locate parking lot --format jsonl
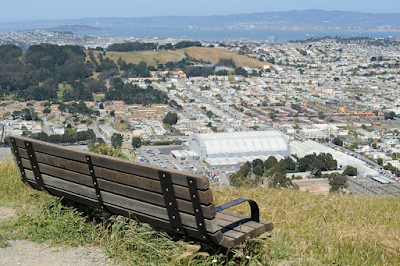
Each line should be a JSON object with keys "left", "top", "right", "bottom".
{"left": 134, "top": 145, "right": 229, "bottom": 187}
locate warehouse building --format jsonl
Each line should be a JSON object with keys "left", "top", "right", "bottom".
{"left": 189, "top": 131, "right": 290, "bottom": 169}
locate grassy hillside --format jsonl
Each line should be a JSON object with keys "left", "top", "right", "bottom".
{"left": 85, "top": 50, "right": 181, "bottom": 67}
{"left": 0, "top": 157, "right": 399, "bottom": 265}
{"left": 178, "top": 47, "right": 272, "bottom": 68}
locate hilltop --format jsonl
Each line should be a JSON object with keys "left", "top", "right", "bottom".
{"left": 178, "top": 47, "right": 270, "bottom": 68}
{"left": 0, "top": 158, "right": 399, "bottom": 265}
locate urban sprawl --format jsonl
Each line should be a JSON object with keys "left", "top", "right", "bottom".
{"left": 1, "top": 30, "right": 400, "bottom": 196}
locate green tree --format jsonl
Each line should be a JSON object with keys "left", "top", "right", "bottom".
{"left": 282, "top": 157, "right": 296, "bottom": 171}
{"left": 131, "top": 137, "right": 142, "bottom": 148}
{"left": 377, "top": 158, "right": 383, "bottom": 166}
{"left": 163, "top": 112, "right": 178, "bottom": 126}
{"left": 99, "top": 103, "right": 104, "bottom": 109}
{"left": 110, "top": 110, "right": 115, "bottom": 117}
{"left": 329, "top": 173, "right": 348, "bottom": 193}
{"left": 58, "top": 103, "right": 66, "bottom": 112}
{"left": 264, "top": 156, "right": 278, "bottom": 170}
{"left": 343, "top": 165, "right": 358, "bottom": 176}
{"left": 206, "top": 110, "right": 214, "bottom": 119}
{"left": 333, "top": 137, "right": 343, "bottom": 146}
{"left": 234, "top": 67, "right": 248, "bottom": 77}
{"left": 252, "top": 159, "right": 264, "bottom": 172}
{"left": 269, "top": 172, "right": 298, "bottom": 189}
{"left": 43, "top": 108, "right": 51, "bottom": 115}
{"left": 111, "top": 133, "right": 123, "bottom": 149}
{"left": 253, "top": 165, "right": 263, "bottom": 176}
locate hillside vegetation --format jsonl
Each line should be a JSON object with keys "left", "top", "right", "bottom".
{"left": 85, "top": 50, "right": 182, "bottom": 67}
{"left": 0, "top": 157, "right": 399, "bottom": 265}
{"left": 178, "top": 47, "right": 272, "bottom": 68}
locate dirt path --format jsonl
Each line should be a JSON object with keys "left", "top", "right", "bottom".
{"left": 0, "top": 207, "right": 116, "bottom": 266}
{"left": 0, "top": 240, "right": 116, "bottom": 266}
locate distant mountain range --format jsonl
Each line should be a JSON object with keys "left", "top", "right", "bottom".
{"left": 1, "top": 9, "right": 400, "bottom": 32}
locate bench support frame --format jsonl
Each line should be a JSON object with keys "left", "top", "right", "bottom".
{"left": 86, "top": 155, "right": 104, "bottom": 209}
{"left": 187, "top": 176, "right": 210, "bottom": 242}
{"left": 159, "top": 171, "right": 185, "bottom": 234}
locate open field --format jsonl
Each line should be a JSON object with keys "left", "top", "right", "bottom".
{"left": 178, "top": 47, "right": 272, "bottom": 68}
{"left": 294, "top": 180, "right": 331, "bottom": 194}
{"left": 1, "top": 157, "right": 399, "bottom": 265}
{"left": 85, "top": 50, "right": 181, "bottom": 67}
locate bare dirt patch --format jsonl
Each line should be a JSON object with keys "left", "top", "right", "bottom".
{"left": 296, "top": 180, "right": 331, "bottom": 195}
{"left": 0, "top": 206, "right": 17, "bottom": 221}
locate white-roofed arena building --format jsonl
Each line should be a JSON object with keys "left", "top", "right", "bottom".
{"left": 189, "top": 131, "right": 290, "bottom": 169}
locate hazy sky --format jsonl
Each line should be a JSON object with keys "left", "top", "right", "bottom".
{"left": 2, "top": 0, "right": 399, "bottom": 22}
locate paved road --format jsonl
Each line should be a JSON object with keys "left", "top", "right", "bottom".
{"left": 171, "top": 51, "right": 185, "bottom": 61}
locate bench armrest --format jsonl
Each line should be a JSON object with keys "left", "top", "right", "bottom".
{"left": 215, "top": 197, "right": 259, "bottom": 222}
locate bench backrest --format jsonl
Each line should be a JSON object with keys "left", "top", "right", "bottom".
{"left": 8, "top": 135, "right": 223, "bottom": 243}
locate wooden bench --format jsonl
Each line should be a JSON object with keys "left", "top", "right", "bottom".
{"left": 8, "top": 135, "right": 273, "bottom": 248}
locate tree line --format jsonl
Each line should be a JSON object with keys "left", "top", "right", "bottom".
{"left": 28, "top": 129, "right": 96, "bottom": 144}
{"left": 104, "top": 79, "right": 168, "bottom": 105}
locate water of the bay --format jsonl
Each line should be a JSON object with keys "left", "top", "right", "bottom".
{"left": 75, "top": 29, "right": 400, "bottom": 42}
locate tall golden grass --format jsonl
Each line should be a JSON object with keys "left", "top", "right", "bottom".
{"left": 213, "top": 187, "right": 400, "bottom": 265}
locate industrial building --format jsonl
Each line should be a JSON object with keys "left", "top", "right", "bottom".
{"left": 189, "top": 131, "right": 290, "bottom": 169}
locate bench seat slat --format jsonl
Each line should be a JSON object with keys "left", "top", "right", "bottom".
{"left": 13, "top": 136, "right": 209, "bottom": 190}
{"left": 217, "top": 217, "right": 265, "bottom": 239}
{"left": 103, "top": 204, "right": 224, "bottom": 244}
{"left": 219, "top": 211, "right": 274, "bottom": 232}
{"left": 101, "top": 191, "right": 220, "bottom": 233}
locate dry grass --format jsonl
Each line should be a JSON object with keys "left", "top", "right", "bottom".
{"left": 213, "top": 187, "right": 400, "bottom": 265}
{"left": 1, "top": 157, "right": 400, "bottom": 265}
{"left": 178, "top": 47, "right": 272, "bottom": 68}
{"left": 85, "top": 50, "right": 181, "bottom": 67}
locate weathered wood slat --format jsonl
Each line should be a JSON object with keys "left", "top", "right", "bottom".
{"left": 18, "top": 147, "right": 90, "bottom": 175}
{"left": 218, "top": 236, "right": 236, "bottom": 249}
{"left": 21, "top": 158, "right": 93, "bottom": 187}
{"left": 46, "top": 186, "right": 101, "bottom": 209}
{"left": 216, "top": 215, "right": 265, "bottom": 239}
{"left": 94, "top": 166, "right": 213, "bottom": 204}
{"left": 104, "top": 204, "right": 224, "bottom": 245}
{"left": 90, "top": 155, "right": 209, "bottom": 190}
{"left": 101, "top": 191, "right": 220, "bottom": 233}
{"left": 219, "top": 211, "right": 274, "bottom": 232}
{"left": 97, "top": 178, "right": 216, "bottom": 219}
{"left": 20, "top": 156, "right": 215, "bottom": 215}
{"left": 217, "top": 217, "right": 264, "bottom": 238}
{"left": 25, "top": 170, "right": 97, "bottom": 199}
{"left": 18, "top": 148, "right": 213, "bottom": 204}
{"left": 219, "top": 230, "right": 245, "bottom": 247}
{"left": 11, "top": 136, "right": 209, "bottom": 190}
